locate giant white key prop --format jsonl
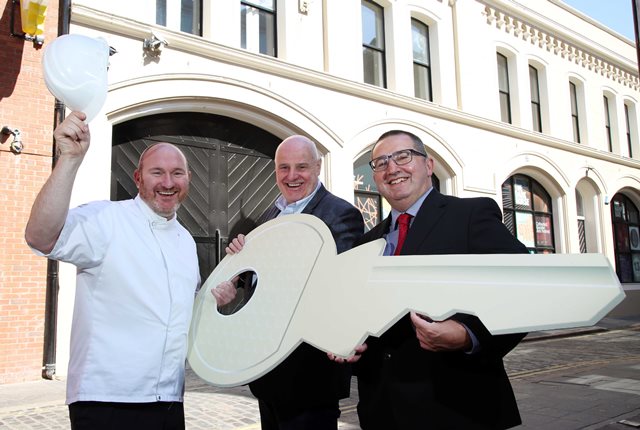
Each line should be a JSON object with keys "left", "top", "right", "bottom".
{"left": 187, "top": 214, "right": 625, "bottom": 387}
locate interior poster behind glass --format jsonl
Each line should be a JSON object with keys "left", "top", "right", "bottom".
{"left": 515, "top": 212, "right": 535, "bottom": 248}
{"left": 633, "top": 253, "right": 640, "bottom": 282}
{"left": 535, "top": 215, "right": 552, "bottom": 247}
{"left": 629, "top": 226, "right": 640, "bottom": 251}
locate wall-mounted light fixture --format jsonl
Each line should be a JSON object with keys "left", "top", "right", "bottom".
{"left": 1, "top": 126, "right": 23, "bottom": 154}
{"left": 298, "top": 0, "right": 310, "bottom": 14}
{"left": 10, "top": 0, "right": 48, "bottom": 45}
{"left": 142, "top": 33, "right": 168, "bottom": 59}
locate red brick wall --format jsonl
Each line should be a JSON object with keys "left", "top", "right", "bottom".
{"left": 0, "top": 0, "right": 59, "bottom": 384}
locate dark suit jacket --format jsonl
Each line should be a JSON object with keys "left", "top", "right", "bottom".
{"left": 249, "top": 184, "right": 364, "bottom": 418}
{"left": 355, "top": 190, "right": 528, "bottom": 430}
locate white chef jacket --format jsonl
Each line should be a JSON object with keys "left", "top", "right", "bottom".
{"left": 38, "top": 195, "right": 199, "bottom": 404}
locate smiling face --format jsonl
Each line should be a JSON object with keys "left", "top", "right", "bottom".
{"left": 274, "top": 136, "right": 321, "bottom": 205}
{"left": 134, "top": 143, "right": 191, "bottom": 220}
{"left": 372, "top": 133, "right": 433, "bottom": 212}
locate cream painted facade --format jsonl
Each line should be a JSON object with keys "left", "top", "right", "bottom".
{"left": 51, "top": 0, "right": 640, "bottom": 375}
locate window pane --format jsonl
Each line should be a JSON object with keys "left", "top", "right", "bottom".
{"left": 603, "top": 96, "right": 611, "bottom": 126}
{"left": 531, "top": 104, "right": 541, "bottom": 132}
{"left": 411, "top": 20, "right": 429, "bottom": 65}
{"left": 532, "top": 181, "right": 550, "bottom": 212}
{"left": 355, "top": 193, "right": 380, "bottom": 232}
{"left": 354, "top": 153, "right": 377, "bottom": 193}
{"left": 578, "top": 219, "right": 586, "bottom": 253}
{"left": 576, "top": 190, "right": 584, "bottom": 217}
{"left": 625, "top": 104, "right": 633, "bottom": 157}
{"left": 363, "top": 47, "right": 384, "bottom": 86}
{"left": 181, "top": 0, "right": 200, "bottom": 34}
{"left": 503, "top": 210, "right": 515, "bottom": 235}
{"left": 529, "top": 66, "right": 540, "bottom": 103}
{"left": 615, "top": 223, "right": 630, "bottom": 252}
{"left": 570, "top": 83, "right": 581, "bottom": 142}
{"left": 535, "top": 215, "right": 553, "bottom": 247}
{"left": 570, "top": 82, "right": 578, "bottom": 114}
{"left": 500, "top": 93, "right": 511, "bottom": 123}
{"left": 514, "top": 177, "right": 532, "bottom": 210}
{"left": 502, "top": 181, "right": 513, "bottom": 209}
{"left": 630, "top": 226, "right": 640, "bottom": 250}
{"left": 497, "top": 54, "right": 509, "bottom": 91}
{"left": 241, "top": 4, "right": 276, "bottom": 56}
{"left": 515, "top": 212, "right": 535, "bottom": 247}
{"left": 362, "top": 1, "right": 384, "bottom": 49}
{"left": 612, "top": 199, "right": 627, "bottom": 221}
{"left": 629, "top": 204, "right": 639, "bottom": 224}
{"left": 413, "top": 63, "right": 431, "bottom": 100}
{"left": 243, "top": 0, "right": 274, "bottom": 11}
{"left": 572, "top": 116, "right": 581, "bottom": 143}
{"left": 617, "top": 254, "right": 633, "bottom": 283}
{"left": 633, "top": 253, "right": 640, "bottom": 282}
{"left": 156, "top": 0, "right": 167, "bottom": 26}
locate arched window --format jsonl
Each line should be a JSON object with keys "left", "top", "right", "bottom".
{"left": 354, "top": 150, "right": 439, "bottom": 231}
{"left": 611, "top": 194, "right": 640, "bottom": 283}
{"left": 501, "top": 175, "right": 554, "bottom": 253}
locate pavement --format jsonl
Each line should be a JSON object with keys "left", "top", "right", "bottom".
{"left": 0, "top": 315, "right": 638, "bottom": 429}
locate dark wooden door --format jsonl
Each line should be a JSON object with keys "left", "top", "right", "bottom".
{"left": 111, "top": 112, "right": 281, "bottom": 282}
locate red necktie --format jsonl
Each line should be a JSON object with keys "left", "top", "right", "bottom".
{"left": 394, "top": 213, "right": 413, "bottom": 255}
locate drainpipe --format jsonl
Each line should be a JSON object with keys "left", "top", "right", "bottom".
{"left": 42, "top": 0, "right": 70, "bottom": 380}
{"left": 633, "top": 0, "right": 640, "bottom": 77}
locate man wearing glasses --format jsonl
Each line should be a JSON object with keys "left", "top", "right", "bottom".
{"left": 352, "top": 130, "right": 528, "bottom": 429}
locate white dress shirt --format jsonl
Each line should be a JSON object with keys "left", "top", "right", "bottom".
{"left": 37, "top": 196, "right": 200, "bottom": 404}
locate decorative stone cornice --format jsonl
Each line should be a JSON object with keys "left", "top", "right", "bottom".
{"left": 482, "top": 5, "right": 640, "bottom": 91}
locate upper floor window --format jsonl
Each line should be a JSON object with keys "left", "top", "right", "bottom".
{"left": 604, "top": 95, "right": 613, "bottom": 152}
{"left": 411, "top": 19, "right": 432, "bottom": 101}
{"left": 625, "top": 103, "right": 633, "bottom": 158}
{"left": 362, "top": 1, "right": 386, "bottom": 88}
{"left": 502, "top": 175, "right": 554, "bottom": 253}
{"left": 497, "top": 53, "right": 511, "bottom": 123}
{"left": 529, "top": 65, "right": 542, "bottom": 132}
{"left": 241, "top": 0, "right": 276, "bottom": 57}
{"left": 570, "top": 81, "right": 581, "bottom": 143}
{"left": 156, "top": 0, "right": 201, "bottom": 35}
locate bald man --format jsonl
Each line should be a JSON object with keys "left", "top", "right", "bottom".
{"left": 218, "top": 136, "right": 364, "bottom": 429}
{"left": 25, "top": 112, "right": 201, "bottom": 430}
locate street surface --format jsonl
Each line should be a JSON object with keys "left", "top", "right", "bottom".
{"left": 0, "top": 322, "right": 638, "bottom": 429}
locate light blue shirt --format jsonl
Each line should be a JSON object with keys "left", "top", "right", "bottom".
{"left": 274, "top": 180, "right": 322, "bottom": 216}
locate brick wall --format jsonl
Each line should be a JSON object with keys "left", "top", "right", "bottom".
{"left": 0, "top": 0, "right": 59, "bottom": 384}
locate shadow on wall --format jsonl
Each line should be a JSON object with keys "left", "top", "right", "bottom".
{"left": 0, "top": 0, "right": 29, "bottom": 100}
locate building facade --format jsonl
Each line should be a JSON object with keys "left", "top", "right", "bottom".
{"left": 2, "top": 0, "right": 639, "bottom": 382}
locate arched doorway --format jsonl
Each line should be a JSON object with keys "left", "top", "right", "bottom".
{"left": 111, "top": 112, "right": 281, "bottom": 281}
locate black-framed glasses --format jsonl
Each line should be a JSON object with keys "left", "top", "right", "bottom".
{"left": 369, "top": 149, "right": 426, "bottom": 172}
